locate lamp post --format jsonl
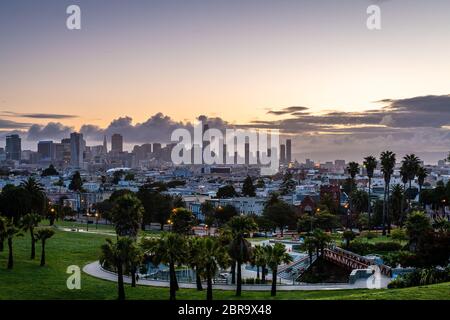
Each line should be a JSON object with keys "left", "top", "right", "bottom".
{"left": 86, "top": 213, "right": 90, "bottom": 231}
{"left": 95, "top": 213, "right": 99, "bottom": 229}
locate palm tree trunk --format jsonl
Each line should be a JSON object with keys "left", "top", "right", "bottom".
{"left": 256, "top": 266, "right": 260, "bottom": 280}
{"left": 117, "top": 261, "right": 125, "bottom": 301}
{"left": 236, "top": 261, "right": 242, "bottom": 296}
{"left": 196, "top": 268, "right": 203, "bottom": 291}
{"left": 7, "top": 238, "right": 13, "bottom": 269}
{"left": 231, "top": 260, "right": 236, "bottom": 284}
{"left": 131, "top": 266, "right": 136, "bottom": 287}
{"left": 408, "top": 180, "right": 412, "bottom": 213}
{"left": 169, "top": 261, "right": 177, "bottom": 301}
{"left": 40, "top": 240, "right": 46, "bottom": 266}
{"left": 387, "top": 182, "right": 391, "bottom": 235}
{"left": 30, "top": 229, "right": 35, "bottom": 260}
{"left": 368, "top": 178, "right": 371, "bottom": 231}
{"left": 262, "top": 265, "right": 266, "bottom": 284}
{"left": 206, "top": 276, "right": 213, "bottom": 301}
{"left": 271, "top": 268, "right": 277, "bottom": 296}
{"left": 382, "top": 184, "right": 387, "bottom": 236}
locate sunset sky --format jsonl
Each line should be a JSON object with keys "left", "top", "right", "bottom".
{"left": 1, "top": 0, "right": 450, "bottom": 162}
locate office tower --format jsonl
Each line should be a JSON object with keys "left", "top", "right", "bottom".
{"left": 37, "top": 141, "right": 55, "bottom": 161}
{"left": 5, "top": 134, "right": 21, "bottom": 161}
{"left": 70, "top": 132, "right": 85, "bottom": 167}
{"left": 280, "top": 144, "right": 286, "bottom": 164}
{"left": 152, "top": 143, "right": 162, "bottom": 156}
{"left": 102, "top": 135, "right": 108, "bottom": 154}
{"left": 286, "top": 139, "right": 292, "bottom": 163}
{"left": 245, "top": 142, "right": 250, "bottom": 165}
{"left": 202, "top": 123, "right": 209, "bottom": 164}
{"left": 111, "top": 133, "right": 123, "bottom": 153}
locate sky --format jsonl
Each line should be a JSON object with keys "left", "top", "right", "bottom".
{"left": 1, "top": 0, "right": 450, "bottom": 163}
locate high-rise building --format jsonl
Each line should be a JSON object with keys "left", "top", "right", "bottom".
{"left": 245, "top": 142, "right": 250, "bottom": 165}
{"left": 5, "top": 134, "right": 21, "bottom": 161}
{"left": 280, "top": 144, "right": 286, "bottom": 164}
{"left": 152, "top": 143, "right": 162, "bottom": 156}
{"left": 286, "top": 139, "right": 292, "bottom": 163}
{"left": 37, "top": 141, "right": 55, "bottom": 161}
{"left": 102, "top": 135, "right": 108, "bottom": 154}
{"left": 70, "top": 132, "right": 85, "bottom": 167}
{"left": 111, "top": 134, "right": 123, "bottom": 153}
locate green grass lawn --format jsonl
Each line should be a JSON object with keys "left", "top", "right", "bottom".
{"left": 0, "top": 228, "right": 448, "bottom": 300}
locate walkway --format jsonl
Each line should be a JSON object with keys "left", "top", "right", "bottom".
{"left": 83, "top": 261, "right": 388, "bottom": 291}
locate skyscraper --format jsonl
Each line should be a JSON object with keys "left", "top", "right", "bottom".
{"left": 111, "top": 134, "right": 123, "bottom": 153}
{"left": 286, "top": 139, "right": 292, "bottom": 163}
{"left": 102, "top": 135, "right": 108, "bottom": 154}
{"left": 70, "top": 132, "right": 85, "bottom": 167}
{"left": 280, "top": 144, "right": 286, "bottom": 164}
{"left": 5, "top": 134, "right": 21, "bottom": 161}
{"left": 37, "top": 141, "right": 55, "bottom": 161}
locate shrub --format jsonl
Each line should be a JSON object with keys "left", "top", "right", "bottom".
{"left": 388, "top": 267, "right": 450, "bottom": 289}
{"left": 373, "top": 242, "right": 403, "bottom": 252}
{"left": 384, "top": 250, "right": 418, "bottom": 267}
{"left": 347, "top": 241, "right": 374, "bottom": 255}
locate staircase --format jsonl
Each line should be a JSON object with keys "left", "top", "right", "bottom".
{"left": 277, "top": 254, "right": 317, "bottom": 281}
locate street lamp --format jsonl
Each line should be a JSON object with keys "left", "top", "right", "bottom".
{"left": 95, "top": 213, "right": 99, "bottom": 229}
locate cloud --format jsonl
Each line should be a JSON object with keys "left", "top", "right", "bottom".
{"left": 0, "top": 119, "right": 31, "bottom": 129}
{"left": 1, "top": 111, "right": 78, "bottom": 119}
{"left": 267, "top": 106, "right": 309, "bottom": 116}
{"left": 26, "top": 122, "right": 74, "bottom": 141}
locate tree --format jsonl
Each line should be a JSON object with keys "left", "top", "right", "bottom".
{"left": 391, "top": 228, "right": 408, "bottom": 243}
{"left": 262, "top": 200, "right": 295, "bottom": 237}
{"left": 350, "top": 190, "right": 369, "bottom": 215}
{"left": 170, "top": 208, "right": 196, "bottom": 235}
{"left": 200, "top": 202, "right": 215, "bottom": 229}
{"left": 363, "top": 156, "right": 377, "bottom": 231}
{"left": 111, "top": 194, "right": 144, "bottom": 238}
{"left": 21, "top": 213, "right": 41, "bottom": 259}
{"left": 405, "top": 211, "right": 432, "bottom": 252}
{"left": 68, "top": 171, "right": 83, "bottom": 192}
{"left": 100, "top": 237, "right": 134, "bottom": 300}
{"left": 0, "top": 184, "right": 32, "bottom": 221}
{"left": 300, "top": 236, "right": 316, "bottom": 264}
{"left": 402, "top": 154, "right": 421, "bottom": 212}
{"left": 142, "top": 233, "right": 186, "bottom": 301}
{"left": 5, "top": 219, "right": 22, "bottom": 269}
{"left": 187, "top": 237, "right": 205, "bottom": 291}
{"left": 0, "top": 216, "right": 6, "bottom": 252}
{"left": 41, "top": 164, "right": 59, "bottom": 176}
{"left": 265, "top": 243, "right": 293, "bottom": 296}
{"left": 417, "top": 166, "right": 428, "bottom": 205}
{"left": 197, "top": 237, "right": 229, "bottom": 300}
{"left": 216, "top": 185, "right": 238, "bottom": 198}
{"left": 346, "top": 162, "right": 359, "bottom": 228}
{"left": 242, "top": 176, "right": 256, "bottom": 197}
{"left": 380, "top": 151, "right": 396, "bottom": 235}
{"left": 214, "top": 204, "right": 238, "bottom": 227}
{"left": 255, "top": 178, "right": 265, "bottom": 189}
{"left": 227, "top": 216, "right": 257, "bottom": 296}
{"left": 391, "top": 184, "right": 406, "bottom": 227}
{"left": 279, "top": 172, "right": 296, "bottom": 195}
{"left": 342, "top": 230, "right": 356, "bottom": 249}
{"left": 34, "top": 227, "right": 55, "bottom": 266}
{"left": 126, "top": 241, "right": 143, "bottom": 288}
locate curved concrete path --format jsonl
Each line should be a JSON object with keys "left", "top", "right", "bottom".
{"left": 83, "top": 261, "right": 386, "bottom": 291}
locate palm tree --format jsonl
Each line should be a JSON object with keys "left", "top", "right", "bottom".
{"left": 265, "top": 243, "right": 293, "bottom": 296}
{"left": 363, "top": 156, "right": 377, "bottom": 231}
{"left": 380, "top": 151, "right": 396, "bottom": 235}
{"left": 142, "top": 233, "right": 186, "bottom": 301}
{"left": 21, "top": 177, "right": 46, "bottom": 216}
{"left": 127, "top": 242, "right": 143, "bottom": 288}
{"left": 5, "top": 218, "right": 22, "bottom": 269}
{"left": 111, "top": 193, "right": 144, "bottom": 238}
{"left": 227, "top": 215, "right": 257, "bottom": 296}
{"left": 34, "top": 227, "right": 55, "bottom": 266}
{"left": 187, "top": 237, "right": 204, "bottom": 291}
{"left": 417, "top": 166, "right": 428, "bottom": 207}
{"left": 0, "top": 216, "right": 7, "bottom": 252}
{"left": 21, "top": 213, "right": 41, "bottom": 259}
{"left": 300, "top": 236, "right": 316, "bottom": 265}
{"left": 197, "top": 237, "right": 229, "bottom": 301}
{"left": 400, "top": 164, "right": 408, "bottom": 223}
{"left": 402, "top": 154, "right": 421, "bottom": 212}
{"left": 346, "top": 161, "right": 360, "bottom": 228}
{"left": 100, "top": 237, "right": 135, "bottom": 300}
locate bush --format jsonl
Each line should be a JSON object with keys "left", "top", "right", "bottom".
{"left": 384, "top": 251, "right": 418, "bottom": 267}
{"left": 365, "top": 232, "right": 377, "bottom": 239}
{"left": 373, "top": 242, "right": 403, "bottom": 252}
{"left": 388, "top": 267, "right": 450, "bottom": 289}
{"left": 347, "top": 241, "right": 374, "bottom": 255}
